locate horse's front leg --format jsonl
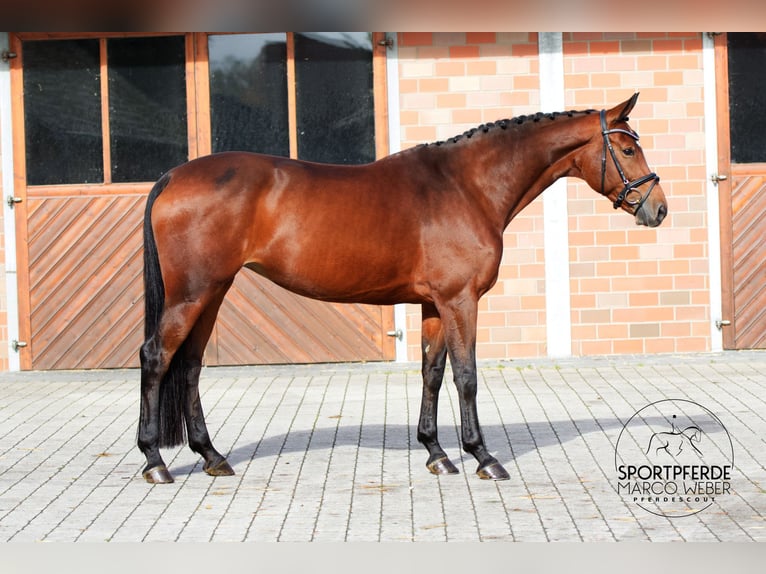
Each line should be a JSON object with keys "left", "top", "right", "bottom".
{"left": 417, "top": 303, "right": 459, "bottom": 475}
{"left": 437, "top": 295, "right": 510, "bottom": 481}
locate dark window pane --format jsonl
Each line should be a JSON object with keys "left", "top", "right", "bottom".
{"left": 209, "top": 34, "right": 289, "bottom": 156}
{"left": 294, "top": 33, "right": 375, "bottom": 165}
{"left": 728, "top": 33, "right": 766, "bottom": 164}
{"left": 108, "top": 36, "right": 188, "bottom": 182}
{"left": 23, "top": 39, "right": 103, "bottom": 185}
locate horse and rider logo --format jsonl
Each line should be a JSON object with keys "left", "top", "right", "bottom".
{"left": 614, "top": 399, "right": 734, "bottom": 518}
{"left": 645, "top": 415, "right": 704, "bottom": 458}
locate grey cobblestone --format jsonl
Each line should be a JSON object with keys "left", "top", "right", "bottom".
{"left": 1, "top": 352, "right": 764, "bottom": 542}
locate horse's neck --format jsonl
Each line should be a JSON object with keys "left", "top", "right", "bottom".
{"left": 457, "top": 118, "right": 592, "bottom": 230}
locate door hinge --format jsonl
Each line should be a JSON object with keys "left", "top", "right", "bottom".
{"left": 715, "top": 319, "right": 731, "bottom": 330}
{"left": 2, "top": 50, "right": 17, "bottom": 62}
{"left": 6, "top": 196, "right": 22, "bottom": 208}
{"left": 11, "top": 340, "right": 28, "bottom": 352}
{"left": 386, "top": 329, "right": 403, "bottom": 341}
{"left": 377, "top": 37, "right": 394, "bottom": 49}
{"left": 710, "top": 173, "right": 727, "bottom": 186}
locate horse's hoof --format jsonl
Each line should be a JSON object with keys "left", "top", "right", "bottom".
{"left": 427, "top": 456, "right": 459, "bottom": 475}
{"left": 204, "top": 459, "right": 235, "bottom": 477}
{"left": 143, "top": 465, "right": 174, "bottom": 484}
{"left": 476, "top": 461, "right": 510, "bottom": 481}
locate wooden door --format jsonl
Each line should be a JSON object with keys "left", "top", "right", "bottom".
{"left": 716, "top": 33, "right": 766, "bottom": 349}
{"left": 10, "top": 32, "right": 394, "bottom": 369}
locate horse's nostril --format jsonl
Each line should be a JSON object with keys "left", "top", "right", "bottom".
{"left": 657, "top": 203, "right": 667, "bottom": 222}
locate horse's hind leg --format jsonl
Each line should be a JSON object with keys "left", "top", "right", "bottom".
{"left": 139, "top": 300, "right": 206, "bottom": 484}
{"left": 138, "top": 340, "right": 172, "bottom": 483}
{"left": 417, "top": 304, "right": 459, "bottom": 475}
{"left": 139, "top": 279, "right": 235, "bottom": 483}
{"left": 181, "top": 282, "right": 235, "bottom": 477}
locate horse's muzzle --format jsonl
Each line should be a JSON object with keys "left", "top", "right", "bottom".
{"left": 636, "top": 201, "right": 667, "bottom": 228}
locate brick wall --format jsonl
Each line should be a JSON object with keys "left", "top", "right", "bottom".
{"left": 564, "top": 32, "right": 708, "bottom": 355}
{"left": 396, "top": 32, "right": 710, "bottom": 360}
{"left": 398, "top": 32, "right": 547, "bottom": 361}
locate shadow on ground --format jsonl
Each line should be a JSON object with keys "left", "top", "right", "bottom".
{"left": 169, "top": 415, "right": 702, "bottom": 476}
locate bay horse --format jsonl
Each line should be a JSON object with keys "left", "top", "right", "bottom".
{"left": 138, "top": 93, "right": 667, "bottom": 484}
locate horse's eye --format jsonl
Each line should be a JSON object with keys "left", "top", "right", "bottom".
{"left": 622, "top": 147, "right": 635, "bottom": 157}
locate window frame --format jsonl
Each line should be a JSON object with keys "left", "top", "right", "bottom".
{"left": 195, "top": 32, "right": 389, "bottom": 162}
{"left": 11, "top": 31, "right": 390, "bottom": 192}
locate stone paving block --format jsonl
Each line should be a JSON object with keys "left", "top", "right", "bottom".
{"left": 1, "top": 353, "right": 765, "bottom": 542}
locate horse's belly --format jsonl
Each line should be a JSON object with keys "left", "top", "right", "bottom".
{"left": 244, "top": 252, "right": 424, "bottom": 306}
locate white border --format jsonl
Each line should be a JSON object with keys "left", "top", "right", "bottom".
{"left": 702, "top": 34, "right": 723, "bottom": 352}
{"left": 0, "top": 32, "right": 21, "bottom": 371}
{"left": 539, "top": 32, "right": 572, "bottom": 358}
{"left": 385, "top": 32, "right": 409, "bottom": 362}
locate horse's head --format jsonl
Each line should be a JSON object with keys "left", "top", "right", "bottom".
{"left": 579, "top": 93, "right": 668, "bottom": 227}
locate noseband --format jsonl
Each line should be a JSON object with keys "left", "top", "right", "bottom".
{"left": 600, "top": 109, "right": 660, "bottom": 211}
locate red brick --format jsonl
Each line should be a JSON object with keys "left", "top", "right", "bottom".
{"left": 418, "top": 78, "right": 449, "bottom": 93}
{"left": 613, "top": 339, "right": 645, "bottom": 354}
{"left": 467, "top": 60, "right": 497, "bottom": 75}
{"left": 466, "top": 32, "right": 496, "bottom": 44}
{"left": 512, "top": 44, "right": 538, "bottom": 58}
{"left": 645, "top": 338, "right": 676, "bottom": 353}
{"left": 653, "top": 39, "right": 684, "bottom": 52}
{"left": 676, "top": 337, "right": 707, "bottom": 352}
{"left": 435, "top": 61, "right": 465, "bottom": 76}
{"left": 400, "top": 33, "right": 433, "bottom": 47}
{"left": 590, "top": 41, "right": 620, "bottom": 55}
{"left": 449, "top": 45, "right": 480, "bottom": 59}
{"left": 564, "top": 43, "right": 589, "bottom": 60}
{"left": 580, "top": 340, "right": 613, "bottom": 355}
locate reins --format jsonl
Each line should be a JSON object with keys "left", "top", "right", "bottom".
{"left": 600, "top": 109, "right": 660, "bottom": 211}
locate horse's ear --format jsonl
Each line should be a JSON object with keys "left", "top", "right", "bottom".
{"left": 607, "top": 92, "right": 640, "bottom": 125}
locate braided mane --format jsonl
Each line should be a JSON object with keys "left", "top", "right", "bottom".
{"left": 422, "top": 108, "right": 598, "bottom": 148}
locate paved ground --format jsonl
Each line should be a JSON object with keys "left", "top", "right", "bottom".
{"left": 0, "top": 351, "right": 764, "bottom": 542}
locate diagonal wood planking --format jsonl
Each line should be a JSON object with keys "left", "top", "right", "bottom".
{"left": 26, "top": 195, "right": 389, "bottom": 369}
{"left": 214, "top": 271, "right": 387, "bottom": 365}
{"left": 731, "top": 174, "right": 766, "bottom": 349}
{"left": 28, "top": 195, "right": 146, "bottom": 369}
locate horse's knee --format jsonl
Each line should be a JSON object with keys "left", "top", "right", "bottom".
{"left": 454, "top": 377, "right": 477, "bottom": 403}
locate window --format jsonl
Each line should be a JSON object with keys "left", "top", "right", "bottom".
{"left": 107, "top": 36, "right": 187, "bottom": 182}
{"left": 727, "top": 33, "right": 766, "bottom": 164}
{"left": 294, "top": 33, "right": 375, "bottom": 164}
{"left": 23, "top": 39, "right": 103, "bottom": 185}
{"left": 19, "top": 32, "right": 383, "bottom": 187}
{"left": 22, "top": 35, "right": 188, "bottom": 185}
{"left": 208, "top": 32, "right": 376, "bottom": 165}
{"left": 209, "top": 33, "right": 290, "bottom": 157}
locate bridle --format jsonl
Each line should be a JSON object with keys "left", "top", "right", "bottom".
{"left": 600, "top": 109, "right": 660, "bottom": 211}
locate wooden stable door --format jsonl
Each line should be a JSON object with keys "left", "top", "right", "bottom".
{"left": 716, "top": 33, "right": 766, "bottom": 349}
{"left": 9, "top": 33, "right": 394, "bottom": 369}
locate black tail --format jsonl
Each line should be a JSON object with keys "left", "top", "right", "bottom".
{"left": 142, "top": 172, "right": 188, "bottom": 448}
